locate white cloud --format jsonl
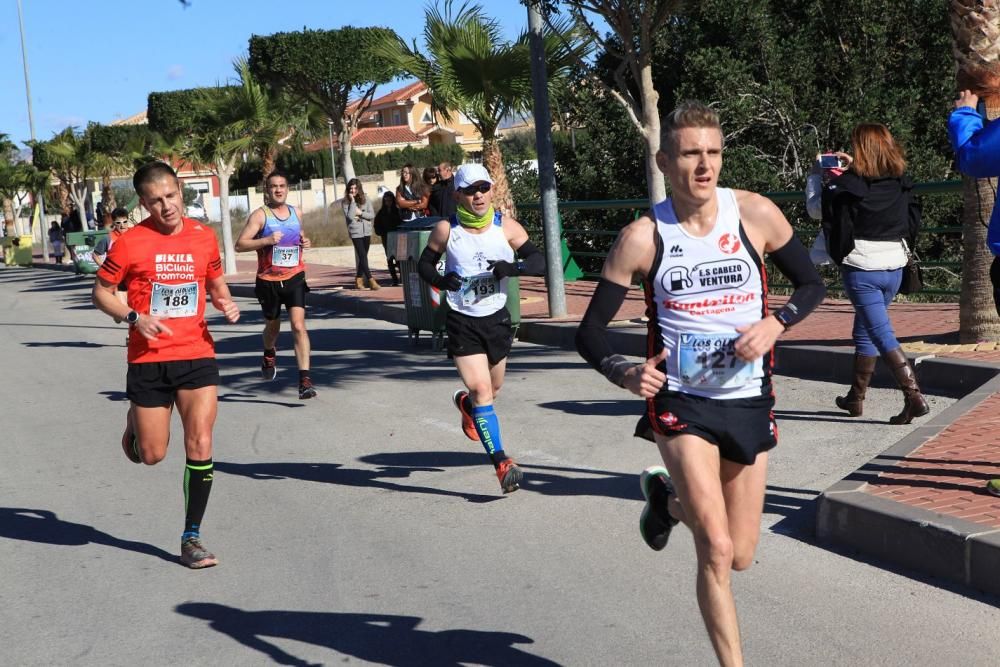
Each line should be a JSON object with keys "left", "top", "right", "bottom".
{"left": 166, "top": 65, "right": 184, "bottom": 80}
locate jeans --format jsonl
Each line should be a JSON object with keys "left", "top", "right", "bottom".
{"left": 841, "top": 266, "right": 903, "bottom": 357}
{"left": 352, "top": 236, "right": 371, "bottom": 279}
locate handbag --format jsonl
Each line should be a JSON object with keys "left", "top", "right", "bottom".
{"left": 898, "top": 239, "right": 923, "bottom": 295}
{"left": 809, "top": 230, "right": 833, "bottom": 266}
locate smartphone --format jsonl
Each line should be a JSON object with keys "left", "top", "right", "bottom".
{"left": 977, "top": 99, "right": 988, "bottom": 120}
{"left": 819, "top": 154, "right": 842, "bottom": 169}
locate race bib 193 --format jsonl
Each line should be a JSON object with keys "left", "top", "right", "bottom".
{"left": 271, "top": 245, "right": 300, "bottom": 268}
{"left": 150, "top": 281, "right": 199, "bottom": 318}
{"left": 677, "top": 332, "right": 760, "bottom": 389}
{"left": 461, "top": 272, "right": 500, "bottom": 307}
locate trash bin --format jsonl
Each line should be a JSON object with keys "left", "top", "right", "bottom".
{"left": 389, "top": 216, "right": 520, "bottom": 349}
{"left": 65, "top": 229, "right": 108, "bottom": 275}
{"left": 2, "top": 235, "right": 35, "bottom": 267}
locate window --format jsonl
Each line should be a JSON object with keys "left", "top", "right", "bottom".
{"left": 392, "top": 110, "right": 402, "bottom": 125}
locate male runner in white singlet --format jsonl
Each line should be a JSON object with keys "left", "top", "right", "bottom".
{"left": 576, "top": 101, "right": 825, "bottom": 666}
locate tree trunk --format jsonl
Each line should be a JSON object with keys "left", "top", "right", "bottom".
{"left": 2, "top": 198, "right": 17, "bottom": 237}
{"left": 482, "top": 138, "right": 516, "bottom": 219}
{"left": 959, "top": 173, "right": 1000, "bottom": 342}
{"left": 640, "top": 62, "right": 667, "bottom": 204}
{"left": 261, "top": 148, "right": 277, "bottom": 190}
{"left": 101, "top": 174, "right": 115, "bottom": 223}
{"left": 71, "top": 184, "right": 89, "bottom": 231}
{"left": 338, "top": 127, "right": 356, "bottom": 183}
{"left": 217, "top": 164, "right": 238, "bottom": 275}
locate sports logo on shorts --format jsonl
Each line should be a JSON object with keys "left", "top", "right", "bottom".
{"left": 718, "top": 233, "right": 741, "bottom": 255}
{"left": 658, "top": 411, "right": 678, "bottom": 426}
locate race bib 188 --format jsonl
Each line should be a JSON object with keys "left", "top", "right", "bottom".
{"left": 150, "top": 281, "right": 199, "bottom": 318}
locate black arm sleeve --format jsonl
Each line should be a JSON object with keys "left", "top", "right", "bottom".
{"left": 575, "top": 279, "right": 635, "bottom": 387}
{"left": 768, "top": 235, "right": 826, "bottom": 328}
{"left": 417, "top": 246, "right": 443, "bottom": 287}
{"left": 514, "top": 240, "right": 546, "bottom": 276}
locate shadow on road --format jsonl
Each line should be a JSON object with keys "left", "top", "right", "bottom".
{"left": 214, "top": 460, "right": 499, "bottom": 504}
{"left": 175, "top": 602, "right": 559, "bottom": 667}
{"left": 359, "top": 451, "right": 640, "bottom": 501}
{"left": 0, "top": 507, "right": 176, "bottom": 564}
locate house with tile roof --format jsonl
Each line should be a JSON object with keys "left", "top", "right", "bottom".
{"left": 304, "top": 81, "right": 484, "bottom": 158}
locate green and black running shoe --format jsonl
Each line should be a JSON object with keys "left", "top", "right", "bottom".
{"left": 639, "top": 466, "right": 679, "bottom": 551}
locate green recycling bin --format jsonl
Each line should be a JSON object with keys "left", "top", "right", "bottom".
{"left": 389, "top": 217, "right": 520, "bottom": 349}
{"left": 65, "top": 229, "right": 108, "bottom": 274}
{"left": 3, "top": 235, "right": 35, "bottom": 267}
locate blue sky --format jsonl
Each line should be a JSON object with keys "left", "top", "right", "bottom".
{"left": 0, "top": 0, "right": 540, "bottom": 147}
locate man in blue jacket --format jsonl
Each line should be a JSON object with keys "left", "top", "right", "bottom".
{"left": 949, "top": 89, "right": 1000, "bottom": 497}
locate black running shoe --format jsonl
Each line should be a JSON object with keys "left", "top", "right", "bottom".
{"left": 639, "top": 466, "right": 679, "bottom": 551}
{"left": 299, "top": 377, "right": 317, "bottom": 400}
{"left": 261, "top": 354, "right": 277, "bottom": 381}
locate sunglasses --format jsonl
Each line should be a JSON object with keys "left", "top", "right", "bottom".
{"left": 458, "top": 183, "right": 492, "bottom": 196}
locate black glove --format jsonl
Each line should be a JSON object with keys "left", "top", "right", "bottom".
{"left": 435, "top": 271, "right": 463, "bottom": 291}
{"left": 487, "top": 259, "right": 521, "bottom": 279}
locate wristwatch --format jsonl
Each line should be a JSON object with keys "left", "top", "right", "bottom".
{"left": 125, "top": 310, "right": 139, "bottom": 325}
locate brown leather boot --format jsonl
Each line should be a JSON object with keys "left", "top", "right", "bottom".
{"left": 882, "top": 348, "right": 929, "bottom": 425}
{"left": 368, "top": 277, "right": 381, "bottom": 290}
{"left": 835, "top": 354, "right": 877, "bottom": 416}
{"left": 354, "top": 277, "right": 365, "bottom": 290}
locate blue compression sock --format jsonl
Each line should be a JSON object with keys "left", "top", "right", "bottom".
{"left": 471, "top": 404, "right": 506, "bottom": 465}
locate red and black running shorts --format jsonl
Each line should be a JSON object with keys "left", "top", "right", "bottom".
{"left": 635, "top": 390, "right": 777, "bottom": 465}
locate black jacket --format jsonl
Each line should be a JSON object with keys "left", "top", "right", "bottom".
{"left": 820, "top": 172, "right": 920, "bottom": 265}
{"left": 429, "top": 178, "right": 456, "bottom": 218}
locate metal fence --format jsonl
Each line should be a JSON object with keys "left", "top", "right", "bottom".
{"left": 517, "top": 180, "right": 965, "bottom": 298}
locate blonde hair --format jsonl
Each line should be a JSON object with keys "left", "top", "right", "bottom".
{"left": 659, "top": 100, "right": 723, "bottom": 155}
{"left": 850, "top": 123, "right": 906, "bottom": 179}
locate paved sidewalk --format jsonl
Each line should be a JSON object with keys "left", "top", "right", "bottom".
{"left": 27, "top": 250, "right": 1000, "bottom": 596}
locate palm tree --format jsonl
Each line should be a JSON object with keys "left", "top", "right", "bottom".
{"left": 222, "top": 58, "right": 311, "bottom": 185}
{"left": 949, "top": 0, "right": 1000, "bottom": 342}
{"left": 377, "top": 1, "right": 588, "bottom": 217}
{"left": 39, "top": 128, "right": 95, "bottom": 232}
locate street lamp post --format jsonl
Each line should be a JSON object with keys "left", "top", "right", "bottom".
{"left": 327, "top": 120, "right": 339, "bottom": 203}
{"left": 16, "top": 0, "right": 49, "bottom": 263}
{"left": 527, "top": 0, "right": 567, "bottom": 318}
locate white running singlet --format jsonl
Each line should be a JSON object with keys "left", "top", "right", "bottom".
{"left": 444, "top": 211, "right": 514, "bottom": 317}
{"left": 647, "top": 188, "right": 771, "bottom": 399}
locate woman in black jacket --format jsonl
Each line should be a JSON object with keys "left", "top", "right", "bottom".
{"left": 373, "top": 191, "right": 401, "bottom": 286}
{"left": 821, "top": 123, "right": 927, "bottom": 425}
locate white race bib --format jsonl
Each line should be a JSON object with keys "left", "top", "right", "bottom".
{"left": 271, "top": 245, "right": 300, "bottom": 268}
{"left": 460, "top": 272, "right": 500, "bottom": 307}
{"left": 150, "top": 281, "right": 199, "bottom": 318}
{"left": 677, "top": 332, "right": 760, "bottom": 389}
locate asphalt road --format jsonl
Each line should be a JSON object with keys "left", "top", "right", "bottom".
{"left": 1, "top": 266, "right": 996, "bottom": 666}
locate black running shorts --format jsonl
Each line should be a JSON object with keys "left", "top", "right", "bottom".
{"left": 445, "top": 306, "right": 514, "bottom": 366}
{"left": 254, "top": 271, "right": 309, "bottom": 320}
{"left": 635, "top": 390, "right": 777, "bottom": 465}
{"left": 126, "top": 358, "right": 220, "bottom": 408}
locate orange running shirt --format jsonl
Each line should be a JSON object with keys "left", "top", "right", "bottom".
{"left": 97, "top": 218, "right": 224, "bottom": 363}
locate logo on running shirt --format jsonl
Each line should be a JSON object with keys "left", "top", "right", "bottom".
{"left": 661, "top": 259, "right": 751, "bottom": 296}
{"left": 155, "top": 253, "right": 196, "bottom": 280}
{"left": 718, "top": 233, "right": 741, "bottom": 254}
{"left": 669, "top": 244, "right": 684, "bottom": 257}
{"left": 472, "top": 250, "right": 488, "bottom": 270}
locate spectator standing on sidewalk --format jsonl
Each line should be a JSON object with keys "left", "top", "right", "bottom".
{"left": 49, "top": 221, "right": 65, "bottom": 264}
{"left": 430, "top": 161, "right": 458, "bottom": 219}
{"left": 342, "top": 178, "right": 378, "bottom": 291}
{"left": 396, "top": 164, "right": 428, "bottom": 222}
{"left": 374, "top": 191, "right": 402, "bottom": 286}
{"left": 820, "top": 124, "right": 927, "bottom": 425}
{"left": 949, "top": 86, "right": 1000, "bottom": 496}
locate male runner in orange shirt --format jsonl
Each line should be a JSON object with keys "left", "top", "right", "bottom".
{"left": 92, "top": 162, "right": 240, "bottom": 569}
